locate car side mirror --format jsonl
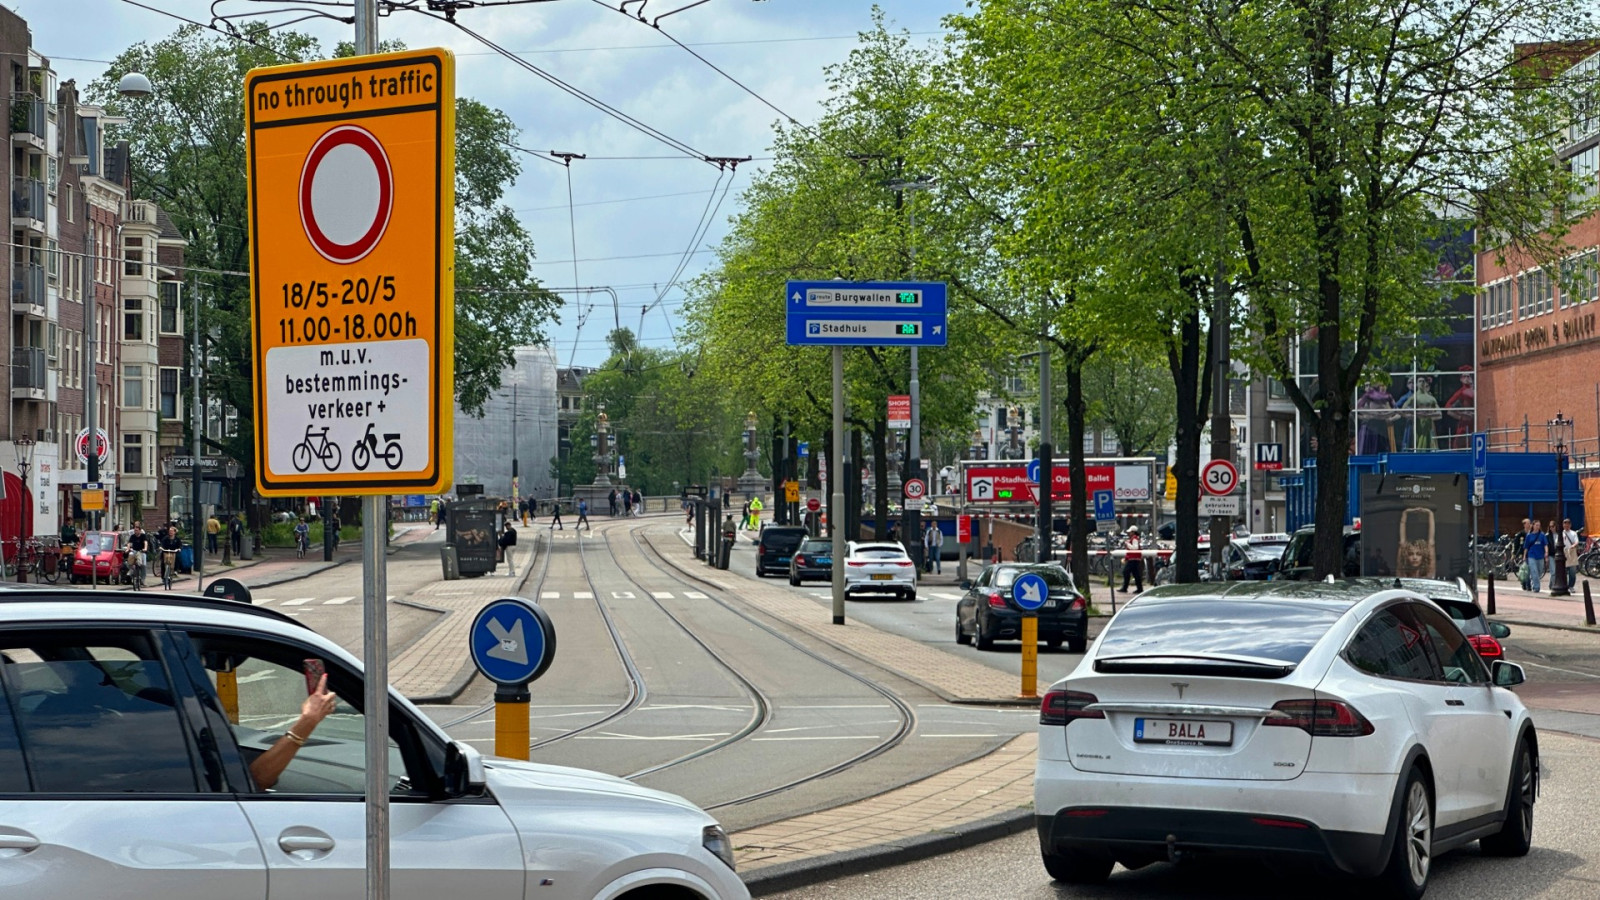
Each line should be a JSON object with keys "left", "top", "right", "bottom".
{"left": 1492, "top": 660, "right": 1526, "bottom": 688}
{"left": 1267, "top": 559, "right": 1280, "bottom": 573}
{"left": 443, "top": 740, "right": 487, "bottom": 797}
{"left": 959, "top": 580, "right": 972, "bottom": 590}
{"left": 1489, "top": 622, "right": 1511, "bottom": 639}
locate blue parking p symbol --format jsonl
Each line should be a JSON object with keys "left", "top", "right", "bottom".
{"left": 808, "top": 322, "right": 821, "bottom": 335}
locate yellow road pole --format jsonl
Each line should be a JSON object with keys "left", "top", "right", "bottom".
{"left": 1020, "top": 616, "right": 1038, "bottom": 699}
{"left": 216, "top": 669, "right": 240, "bottom": 724}
{"left": 495, "top": 686, "right": 531, "bottom": 760}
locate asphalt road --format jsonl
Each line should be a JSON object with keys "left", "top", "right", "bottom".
{"left": 767, "top": 726, "right": 1600, "bottom": 899}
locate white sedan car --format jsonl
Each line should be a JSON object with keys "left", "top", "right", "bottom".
{"left": 1036, "top": 579, "right": 1535, "bottom": 899}
{"left": 842, "top": 541, "right": 918, "bottom": 601}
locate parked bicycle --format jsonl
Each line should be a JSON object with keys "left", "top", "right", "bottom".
{"left": 1474, "top": 534, "right": 1515, "bottom": 579}
{"left": 4, "top": 537, "right": 62, "bottom": 584}
{"left": 291, "top": 424, "right": 342, "bottom": 472}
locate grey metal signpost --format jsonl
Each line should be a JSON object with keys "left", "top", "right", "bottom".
{"left": 786, "top": 280, "right": 948, "bottom": 625}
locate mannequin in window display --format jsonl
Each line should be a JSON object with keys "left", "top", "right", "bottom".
{"left": 1356, "top": 382, "right": 1397, "bottom": 454}
{"left": 1442, "top": 368, "right": 1475, "bottom": 449}
{"left": 1397, "top": 375, "right": 1440, "bottom": 450}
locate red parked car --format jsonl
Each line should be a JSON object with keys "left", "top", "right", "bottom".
{"left": 69, "top": 530, "right": 131, "bottom": 584}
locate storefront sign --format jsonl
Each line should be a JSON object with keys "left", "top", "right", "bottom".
{"left": 1481, "top": 311, "right": 1598, "bottom": 361}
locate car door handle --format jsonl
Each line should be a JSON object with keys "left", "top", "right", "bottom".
{"left": 278, "top": 833, "right": 336, "bottom": 855}
{"left": 1445, "top": 699, "right": 1465, "bottom": 707}
{"left": 0, "top": 830, "right": 40, "bottom": 856}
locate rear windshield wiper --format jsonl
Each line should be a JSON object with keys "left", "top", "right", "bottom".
{"left": 1093, "top": 654, "right": 1297, "bottom": 678}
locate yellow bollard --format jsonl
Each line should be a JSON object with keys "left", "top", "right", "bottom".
{"left": 495, "top": 686, "right": 531, "bottom": 760}
{"left": 1020, "top": 616, "right": 1038, "bottom": 699}
{"left": 216, "top": 669, "right": 240, "bottom": 724}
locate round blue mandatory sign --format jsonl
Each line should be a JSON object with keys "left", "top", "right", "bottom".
{"left": 1012, "top": 572, "right": 1050, "bottom": 612}
{"left": 470, "top": 598, "right": 556, "bottom": 686}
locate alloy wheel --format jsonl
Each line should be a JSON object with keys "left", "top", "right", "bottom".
{"left": 1405, "top": 780, "right": 1432, "bottom": 886}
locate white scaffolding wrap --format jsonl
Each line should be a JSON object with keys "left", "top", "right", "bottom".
{"left": 452, "top": 346, "right": 559, "bottom": 499}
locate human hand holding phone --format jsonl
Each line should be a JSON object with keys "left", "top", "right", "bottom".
{"left": 303, "top": 659, "right": 326, "bottom": 696}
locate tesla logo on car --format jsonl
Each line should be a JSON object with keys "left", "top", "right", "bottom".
{"left": 1171, "top": 682, "right": 1189, "bottom": 699}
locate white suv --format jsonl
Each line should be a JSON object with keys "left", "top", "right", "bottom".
{"left": 842, "top": 541, "right": 918, "bottom": 601}
{"left": 1036, "top": 579, "right": 1535, "bottom": 899}
{"left": 0, "top": 590, "right": 749, "bottom": 900}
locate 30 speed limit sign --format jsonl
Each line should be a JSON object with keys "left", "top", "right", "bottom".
{"left": 1201, "top": 459, "right": 1239, "bottom": 496}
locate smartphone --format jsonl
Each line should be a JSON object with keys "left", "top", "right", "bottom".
{"left": 303, "top": 658, "right": 326, "bottom": 696}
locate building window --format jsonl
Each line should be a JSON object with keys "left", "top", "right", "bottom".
{"left": 123, "top": 433, "right": 143, "bottom": 477}
{"left": 124, "top": 297, "right": 143, "bottom": 341}
{"left": 124, "top": 236, "right": 143, "bottom": 276}
{"left": 159, "top": 367, "right": 179, "bottom": 419}
{"left": 1101, "top": 428, "right": 1121, "bottom": 456}
{"left": 46, "top": 239, "right": 57, "bottom": 282}
{"left": 123, "top": 364, "right": 143, "bottom": 409}
{"left": 158, "top": 281, "right": 180, "bottom": 333}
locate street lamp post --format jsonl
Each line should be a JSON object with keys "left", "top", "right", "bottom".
{"left": 1549, "top": 412, "right": 1574, "bottom": 597}
{"left": 222, "top": 460, "right": 239, "bottom": 566}
{"left": 13, "top": 438, "right": 34, "bottom": 583}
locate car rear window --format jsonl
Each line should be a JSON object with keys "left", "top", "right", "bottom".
{"left": 1432, "top": 598, "right": 1487, "bottom": 636}
{"left": 799, "top": 540, "right": 832, "bottom": 554}
{"left": 762, "top": 530, "right": 806, "bottom": 552}
{"left": 1095, "top": 600, "right": 1343, "bottom": 671}
{"left": 1243, "top": 543, "right": 1286, "bottom": 562}
{"left": 995, "top": 567, "right": 1073, "bottom": 588}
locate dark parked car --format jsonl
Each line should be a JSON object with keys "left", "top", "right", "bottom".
{"left": 1276, "top": 525, "right": 1361, "bottom": 580}
{"left": 1351, "top": 576, "right": 1512, "bottom": 664}
{"left": 1220, "top": 535, "right": 1291, "bottom": 580}
{"left": 788, "top": 538, "right": 833, "bottom": 585}
{"left": 956, "top": 563, "right": 1088, "bottom": 653}
{"left": 755, "top": 525, "right": 808, "bottom": 577}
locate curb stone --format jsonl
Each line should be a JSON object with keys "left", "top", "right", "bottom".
{"left": 740, "top": 808, "right": 1035, "bottom": 897}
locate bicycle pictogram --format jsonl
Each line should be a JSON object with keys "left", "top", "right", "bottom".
{"left": 351, "top": 422, "right": 404, "bottom": 471}
{"left": 291, "top": 424, "right": 342, "bottom": 472}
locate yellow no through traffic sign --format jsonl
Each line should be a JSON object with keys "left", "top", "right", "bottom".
{"left": 246, "top": 49, "right": 455, "bottom": 496}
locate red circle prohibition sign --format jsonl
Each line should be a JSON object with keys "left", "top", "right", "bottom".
{"left": 299, "top": 125, "right": 394, "bottom": 264}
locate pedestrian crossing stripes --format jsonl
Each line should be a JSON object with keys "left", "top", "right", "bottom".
{"left": 683, "top": 591, "right": 707, "bottom": 599}
{"left": 256, "top": 594, "right": 395, "bottom": 606}
{"left": 324, "top": 596, "right": 354, "bottom": 605}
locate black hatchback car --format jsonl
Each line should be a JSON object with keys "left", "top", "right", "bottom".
{"left": 1276, "top": 526, "right": 1362, "bottom": 580}
{"left": 755, "top": 525, "right": 809, "bottom": 577}
{"left": 956, "top": 563, "right": 1088, "bottom": 653}
{"left": 788, "top": 538, "right": 834, "bottom": 585}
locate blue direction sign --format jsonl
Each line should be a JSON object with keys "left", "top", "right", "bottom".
{"left": 1471, "top": 432, "right": 1488, "bottom": 479}
{"left": 1012, "top": 572, "right": 1049, "bottom": 612}
{"left": 785, "top": 280, "right": 948, "bottom": 347}
{"left": 798, "top": 441, "right": 810, "bottom": 457}
{"left": 1094, "top": 490, "right": 1115, "bottom": 522}
{"left": 1026, "top": 458, "right": 1041, "bottom": 484}
{"left": 470, "top": 597, "right": 556, "bottom": 686}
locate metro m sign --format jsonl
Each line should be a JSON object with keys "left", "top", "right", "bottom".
{"left": 1254, "top": 442, "right": 1285, "bottom": 471}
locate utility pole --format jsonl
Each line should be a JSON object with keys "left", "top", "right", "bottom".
{"left": 1209, "top": 257, "right": 1232, "bottom": 575}
{"left": 83, "top": 210, "right": 99, "bottom": 528}
{"left": 888, "top": 176, "right": 934, "bottom": 569}
{"left": 191, "top": 274, "right": 204, "bottom": 588}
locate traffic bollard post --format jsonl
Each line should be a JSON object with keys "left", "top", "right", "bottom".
{"left": 1585, "top": 581, "right": 1596, "bottom": 627}
{"left": 1019, "top": 616, "right": 1038, "bottom": 699}
{"left": 494, "top": 683, "right": 531, "bottom": 761}
{"left": 1486, "top": 572, "right": 1496, "bottom": 616}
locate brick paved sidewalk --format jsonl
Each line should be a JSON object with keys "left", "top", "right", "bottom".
{"left": 653, "top": 532, "right": 1025, "bottom": 704}
{"left": 164, "top": 523, "right": 438, "bottom": 591}
{"left": 1477, "top": 574, "right": 1600, "bottom": 632}
{"left": 735, "top": 732, "right": 1036, "bottom": 889}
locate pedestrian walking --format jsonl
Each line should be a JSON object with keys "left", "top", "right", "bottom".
{"left": 577, "top": 498, "right": 591, "bottom": 530}
{"left": 1514, "top": 518, "right": 1532, "bottom": 588}
{"left": 924, "top": 520, "right": 942, "bottom": 574}
{"left": 432, "top": 498, "right": 444, "bottom": 530}
{"left": 608, "top": 488, "right": 618, "bottom": 517}
{"left": 497, "top": 520, "right": 518, "bottom": 568}
{"left": 1119, "top": 526, "right": 1144, "bottom": 594}
{"left": 329, "top": 513, "right": 341, "bottom": 550}
{"left": 632, "top": 489, "right": 643, "bottom": 516}
{"left": 205, "top": 515, "right": 220, "bottom": 555}
{"left": 550, "top": 499, "right": 564, "bottom": 530}
{"left": 622, "top": 490, "right": 633, "bottom": 517}
{"left": 1525, "top": 521, "right": 1549, "bottom": 592}
{"left": 749, "top": 496, "right": 764, "bottom": 529}
{"left": 520, "top": 498, "right": 530, "bottom": 526}
{"left": 1562, "top": 518, "right": 1581, "bottom": 591}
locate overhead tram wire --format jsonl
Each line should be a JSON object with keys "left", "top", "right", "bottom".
{"left": 643, "top": 157, "right": 742, "bottom": 337}
{"left": 117, "top": 0, "right": 298, "bottom": 61}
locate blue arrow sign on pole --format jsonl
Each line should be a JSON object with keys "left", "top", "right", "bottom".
{"left": 785, "top": 280, "right": 949, "bottom": 347}
{"left": 1026, "top": 459, "right": 1041, "bottom": 484}
{"left": 1471, "top": 432, "right": 1488, "bottom": 479}
{"left": 1094, "top": 490, "right": 1115, "bottom": 522}
{"left": 1012, "top": 572, "right": 1049, "bottom": 612}
{"left": 470, "top": 598, "right": 557, "bottom": 686}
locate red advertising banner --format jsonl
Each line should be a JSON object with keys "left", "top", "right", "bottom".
{"left": 887, "top": 394, "right": 911, "bottom": 429}
{"left": 956, "top": 514, "right": 972, "bottom": 544}
{"left": 964, "top": 463, "right": 1151, "bottom": 503}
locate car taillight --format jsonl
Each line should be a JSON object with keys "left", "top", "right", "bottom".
{"left": 1467, "top": 634, "right": 1504, "bottom": 660}
{"left": 1040, "top": 690, "right": 1104, "bottom": 725}
{"left": 847, "top": 561, "right": 868, "bottom": 567}
{"left": 792, "top": 555, "right": 805, "bottom": 566}
{"left": 896, "top": 561, "right": 914, "bottom": 567}
{"left": 1264, "top": 699, "right": 1374, "bottom": 737}
{"left": 1067, "top": 597, "right": 1086, "bottom": 611}
{"left": 757, "top": 545, "right": 765, "bottom": 555}
{"left": 987, "top": 591, "right": 1006, "bottom": 608}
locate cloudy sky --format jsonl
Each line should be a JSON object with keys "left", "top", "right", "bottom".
{"left": 13, "top": 0, "right": 964, "bottom": 367}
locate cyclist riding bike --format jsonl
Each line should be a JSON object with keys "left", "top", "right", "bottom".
{"left": 294, "top": 517, "right": 311, "bottom": 558}
{"left": 157, "top": 525, "right": 183, "bottom": 590}
{"left": 126, "top": 524, "right": 151, "bottom": 590}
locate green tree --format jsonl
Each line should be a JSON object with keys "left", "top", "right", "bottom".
{"left": 1083, "top": 352, "right": 1177, "bottom": 458}
{"left": 92, "top": 24, "right": 561, "bottom": 472}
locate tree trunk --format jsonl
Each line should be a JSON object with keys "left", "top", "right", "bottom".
{"left": 1169, "top": 305, "right": 1207, "bottom": 583}
{"left": 1313, "top": 392, "right": 1353, "bottom": 578}
{"left": 873, "top": 417, "right": 889, "bottom": 540}
{"left": 848, "top": 428, "right": 864, "bottom": 541}
{"left": 1064, "top": 351, "right": 1091, "bottom": 597}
